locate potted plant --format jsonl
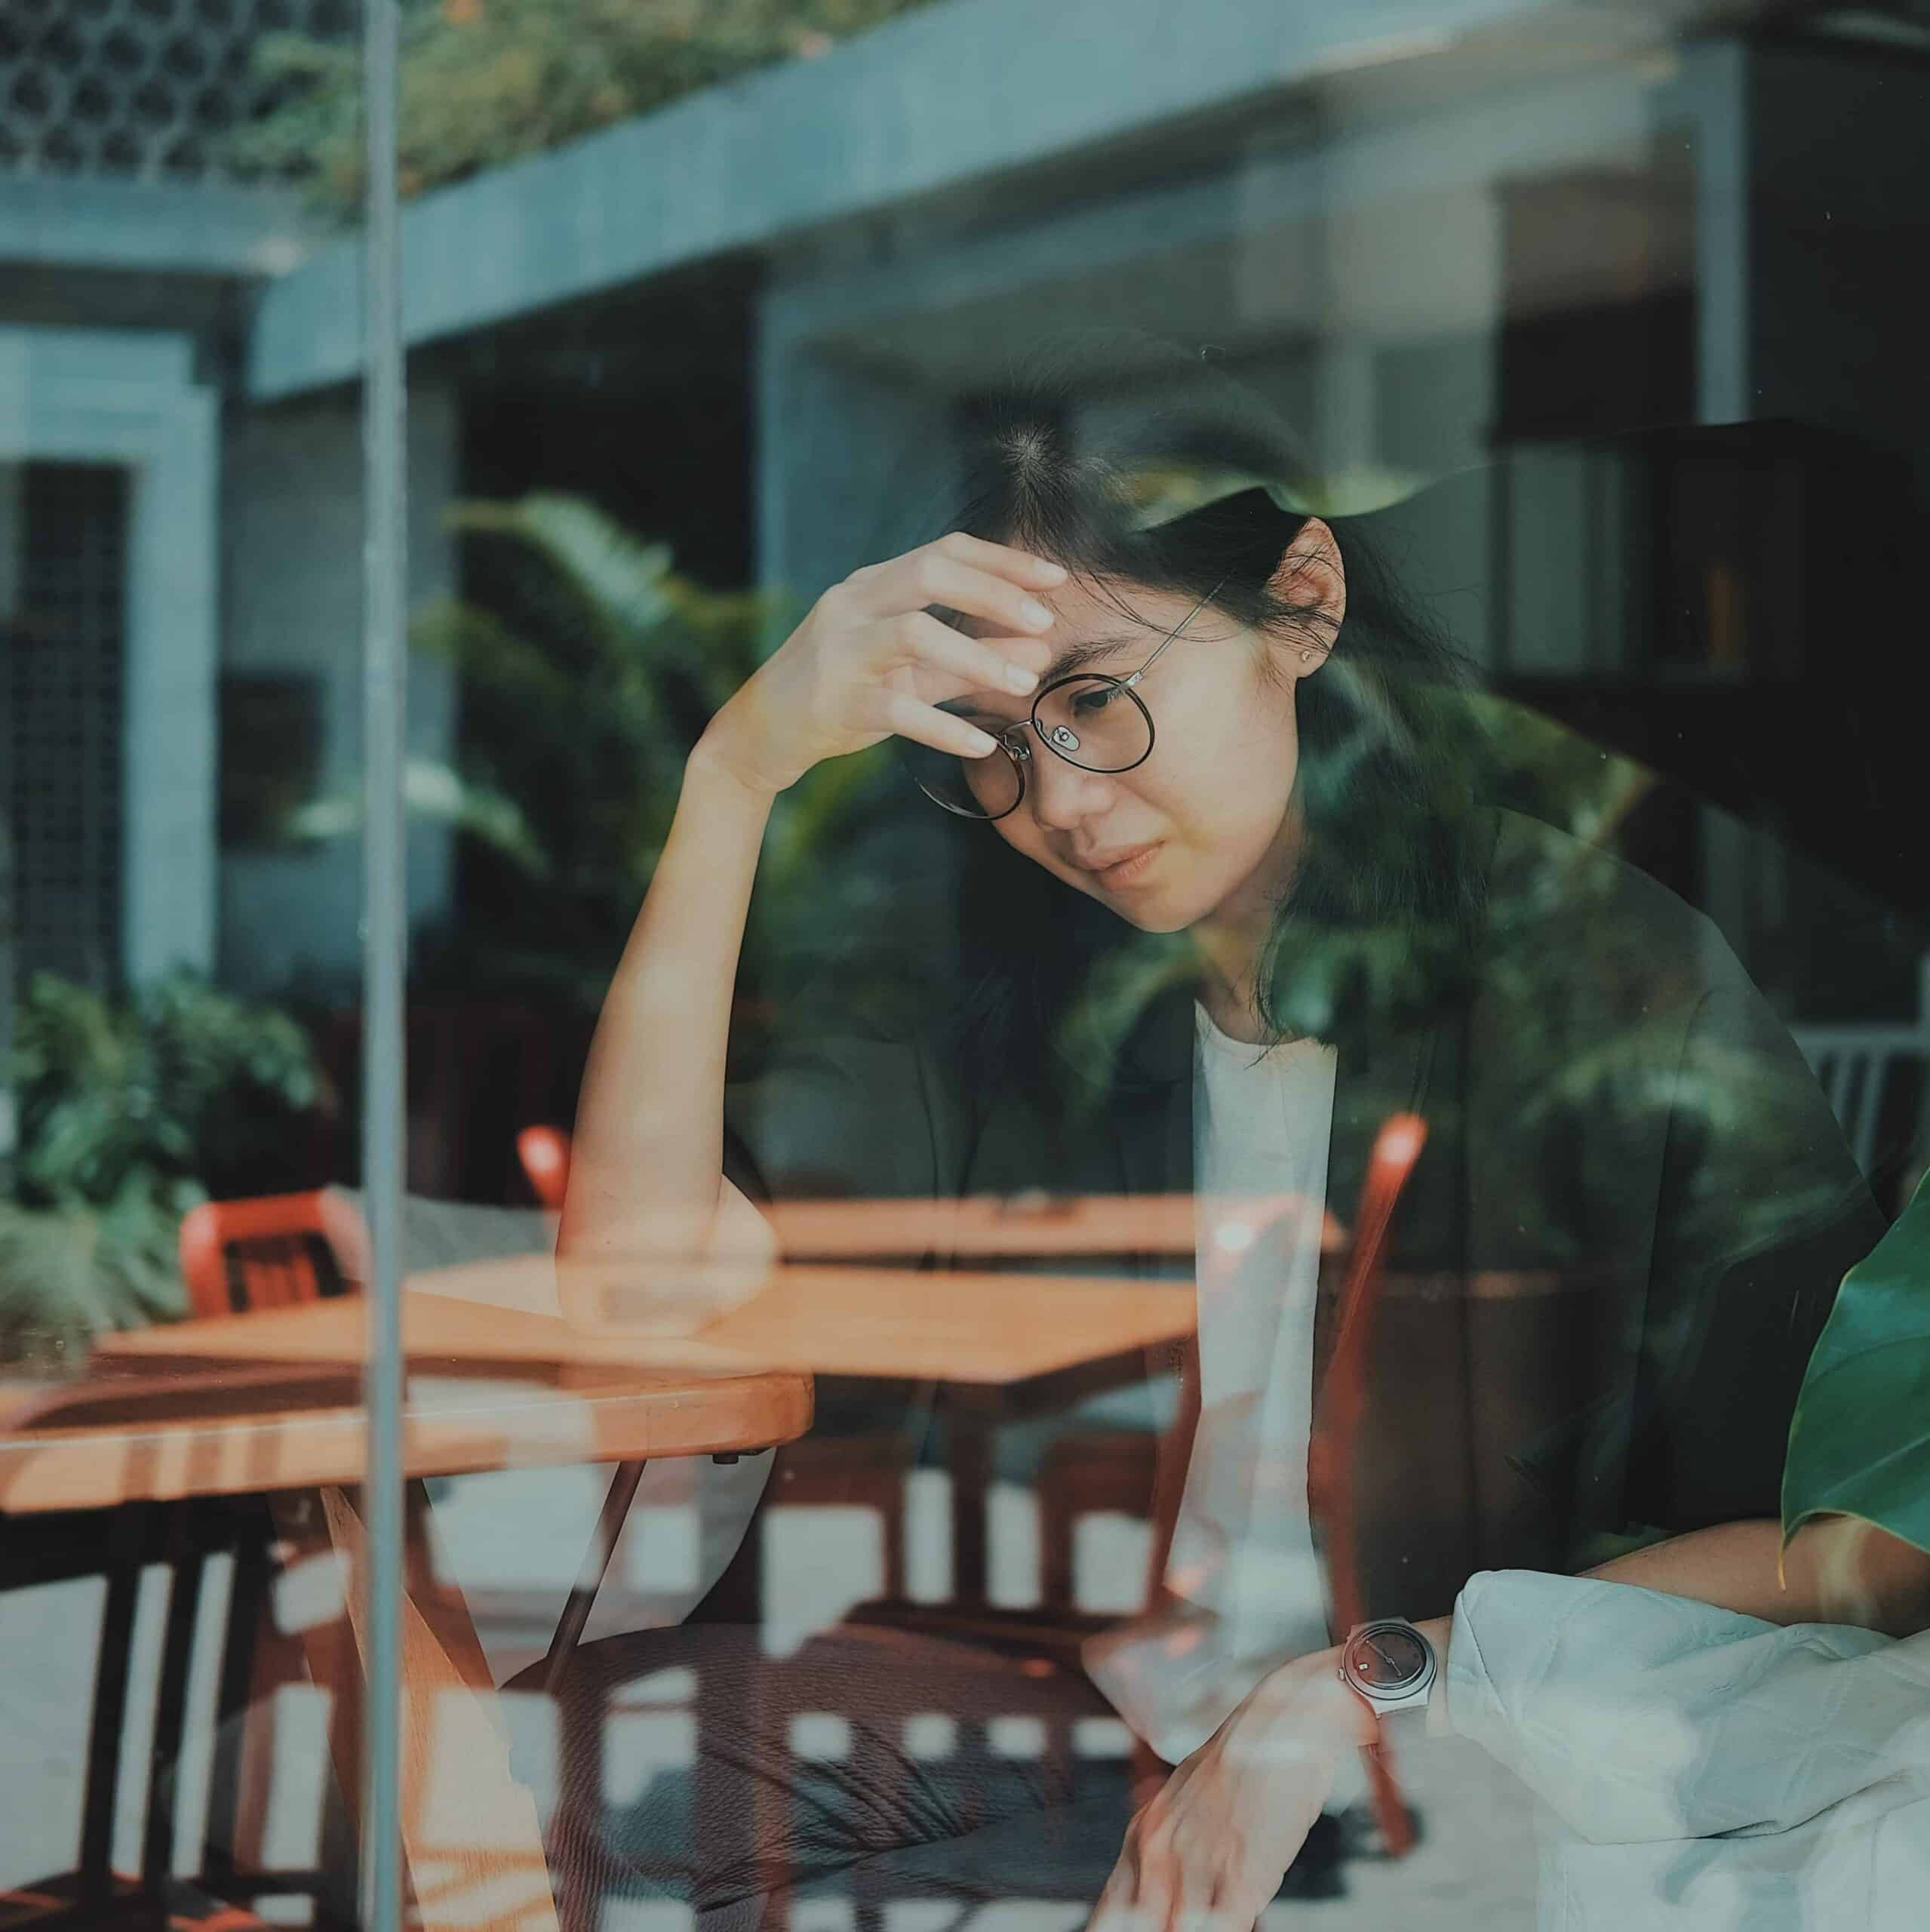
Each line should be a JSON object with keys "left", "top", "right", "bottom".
{"left": 0, "top": 971, "right": 327, "bottom": 1359}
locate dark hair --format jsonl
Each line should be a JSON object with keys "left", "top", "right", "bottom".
{"left": 935, "top": 339, "right": 1492, "bottom": 1095}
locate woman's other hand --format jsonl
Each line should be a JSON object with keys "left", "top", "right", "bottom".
{"left": 1087, "top": 1647, "right": 1375, "bottom": 1932}
{"left": 699, "top": 532, "right": 1065, "bottom": 795}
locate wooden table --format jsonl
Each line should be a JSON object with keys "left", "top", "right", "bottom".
{"left": 48, "top": 1291, "right": 809, "bottom": 1506}
{"left": 0, "top": 1204, "right": 1201, "bottom": 1932}
{"left": 86, "top": 1251, "right": 1200, "bottom": 1610}
{"left": 407, "top": 1229, "right": 1203, "bottom": 1611}
{"left": 0, "top": 1294, "right": 811, "bottom": 1932}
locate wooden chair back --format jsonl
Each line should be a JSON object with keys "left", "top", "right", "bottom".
{"left": 515, "top": 1126, "right": 572, "bottom": 1213}
{"left": 177, "top": 1190, "right": 370, "bottom": 1321}
{"left": 1308, "top": 1112, "right": 1429, "bottom": 1859}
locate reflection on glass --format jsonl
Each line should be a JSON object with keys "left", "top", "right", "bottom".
{"left": 3, "top": 6, "right": 1928, "bottom": 1932}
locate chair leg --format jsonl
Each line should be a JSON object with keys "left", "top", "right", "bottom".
{"left": 200, "top": 1509, "right": 272, "bottom": 1890}
{"left": 540, "top": 1460, "right": 648, "bottom": 1694}
{"left": 77, "top": 1503, "right": 149, "bottom": 1912}
{"left": 141, "top": 1503, "right": 206, "bottom": 1897}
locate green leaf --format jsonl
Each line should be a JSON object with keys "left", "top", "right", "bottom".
{"left": 217, "top": 0, "right": 936, "bottom": 211}
{"left": 1783, "top": 1172, "right": 1930, "bottom": 1558}
{"left": 283, "top": 758, "right": 553, "bottom": 877}
{"left": 410, "top": 597, "right": 577, "bottom": 714}
{"left": 449, "top": 495, "right": 675, "bottom": 643}
{"left": 4, "top": 968, "right": 321, "bottom": 1358}
{"left": 403, "top": 760, "right": 554, "bottom": 875}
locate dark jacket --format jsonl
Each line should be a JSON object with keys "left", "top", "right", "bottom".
{"left": 724, "top": 811, "right": 1883, "bottom": 1623}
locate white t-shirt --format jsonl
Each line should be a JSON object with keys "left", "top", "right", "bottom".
{"left": 1087, "top": 1004, "right": 1349, "bottom": 1777}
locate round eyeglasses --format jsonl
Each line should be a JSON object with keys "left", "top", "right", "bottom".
{"left": 902, "top": 586, "right": 1220, "bottom": 823}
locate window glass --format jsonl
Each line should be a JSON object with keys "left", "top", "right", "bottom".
{"left": 5, "top": 6, "right": 1926, "bottom": 1928}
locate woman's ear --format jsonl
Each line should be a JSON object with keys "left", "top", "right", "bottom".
{"left": 1267, "top": 517, "right": 1346, "bottom": 672}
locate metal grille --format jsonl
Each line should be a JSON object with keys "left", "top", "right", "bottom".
{"left": 0, "top": 0, "right": 358, "bottom": 183}
{"left": 5, "top": 464, "right": 128, "bottom": 989}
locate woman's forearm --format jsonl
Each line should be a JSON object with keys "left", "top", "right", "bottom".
{"left": 1397, "top": 1514, "right": 1930, "bottom": 1737}
{"left": 1388, "top": 1534, "right": 1806, "bottom": 1739}
{"left": 1582, "top": 1515, "right": 1930, "bottom": 1638}
{"left": 1580, "top": 1518, "right": 1809, "bottom": 1622}
{"left": 557, "top": 736, "right": 776, "bottom": 1283}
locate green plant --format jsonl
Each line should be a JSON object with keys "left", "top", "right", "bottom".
{"left": 0, "top": 972, "right": 327, "bottom": 1356}
{"left": 1784, "top": 1170, "right": 1930, "bottom": 1561}
{"left": 1051, "top": 686, "right": 1658, "bottom": 1103}
{"left": 292, "top": 493, "right": 923, "bottom": 1028}
{"left": 224, "top": 0, "right": 934, "bottom": 211}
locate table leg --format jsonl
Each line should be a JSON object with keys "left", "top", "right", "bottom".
{"left": 280, "top": 1481, "right": 561, "bottom": 1932}
{"left": 539, "top": 1458, "right": 646, "bottom": 1695}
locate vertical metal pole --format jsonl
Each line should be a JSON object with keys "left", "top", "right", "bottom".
{"left": 360, "top": 3, "right": 407, "bottom": 1930}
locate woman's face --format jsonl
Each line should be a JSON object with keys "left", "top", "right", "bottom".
{"left": 960, "top": 560, "right": 1332, "bottom": 937}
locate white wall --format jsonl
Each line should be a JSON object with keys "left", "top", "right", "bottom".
{"left": 218, "top": 382, "right": 459, "bottom": 997}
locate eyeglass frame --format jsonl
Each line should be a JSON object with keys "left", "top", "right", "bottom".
{"left": 917, "top": 580, "right": 1226, "bottom": 822}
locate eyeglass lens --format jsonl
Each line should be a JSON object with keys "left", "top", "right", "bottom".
{"left": 906, "top": 676, "right": 1153, "bottom": 820}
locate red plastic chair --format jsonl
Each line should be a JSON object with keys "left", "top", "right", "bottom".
{"left": 177, "top": 1189, "right": 371, "bottom": 1321}
{"left": 516, "top": 1124, "right": 572, "bottom": 1212}
{"left": 174, "top": 1186, "right": 662, "bottom": 1896}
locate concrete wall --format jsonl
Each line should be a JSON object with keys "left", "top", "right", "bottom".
{"left": 0, "top": 326, "right": 220, "bottom": 987}
{"left": 218, "top": 381, "right": 458, "bottom": 998}
{"left": 753, "top": 53, "right": 1675, "bottom": 653}
{"left": 246, "top": 0, "right": 1628, "bottom": 401}
{"left": 755, "top": 334, "right": 967, "bottom": 618}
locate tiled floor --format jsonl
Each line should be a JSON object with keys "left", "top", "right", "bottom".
{"left": 0, "top": 1463, "right": 1543, "bottom": 1927}
{"left": 473, "top": 1469, "right": 1544, "bottom": 1930}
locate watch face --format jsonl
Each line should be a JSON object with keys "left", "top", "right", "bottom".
{"left": 1347, "top": 1625, "right": 1428, "bottom": 1690}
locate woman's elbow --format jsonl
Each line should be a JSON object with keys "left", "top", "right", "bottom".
{"left": 1865, "top": 1549, "right": 1930, "bottom": 1639}
{"left": 1788, "top": 1515, "right": 1930, "bottom": 1638}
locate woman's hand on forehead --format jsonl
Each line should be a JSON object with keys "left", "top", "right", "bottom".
{"left": 702, "top": 531, "right": 1068, "bottom": 795}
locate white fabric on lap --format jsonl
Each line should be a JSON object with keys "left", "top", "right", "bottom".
{"left": 1448, "top": 1567, "right": 1930, "bottom": 1928}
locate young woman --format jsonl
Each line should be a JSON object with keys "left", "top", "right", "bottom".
{"left": 534, "top": 360, "right": 1926, "bottom": 1930}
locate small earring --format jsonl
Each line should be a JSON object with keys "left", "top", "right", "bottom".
{"left": 1300, "top": 648, "right": 1317, "bottom": 664}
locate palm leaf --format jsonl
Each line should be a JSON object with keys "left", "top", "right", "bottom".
{"left": 283, "top": 758, "right": 552, "bottom": 876}
{"left": 402, "top": 761, "right": 554, "bottom": 875}
{"left": 410, "top": 597, "right": 577, "bottom": 715}
{"left": 762, "top": 746, "right": 888, "bottom": 888}
{"left": 449, "top": 495, "right": 675, "bottom": 644}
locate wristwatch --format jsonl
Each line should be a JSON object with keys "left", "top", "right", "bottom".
{"left": 1337, "top": 1617, "right": 1437, "bottom": 1715}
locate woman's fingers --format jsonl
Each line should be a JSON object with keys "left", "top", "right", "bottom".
{"left": 1086, "top": 1865, "right": 1142, "bottom": 1932}
{"left": 718, "top": 531, "right": 1063, "bottom": 792}
{"left": 1131, "top": 1857, "right": 1175, "bottom": 1932}
{"left": 887, "top": 611, "right": 1043, "bottom": 695}
{"left": 871, "top": 688, "right": 1002, "bottom": 758}
{"left": 1148, "top": 1828, "right": 1219, "bottom": 1932}
{"left": 1173, "top": 1863, "right": 1222, "bottom": 1932}
{"left": 852, "top": 538, "right": 1063, "bottom": 635}
{"left": 924, "top": 529, "right": 1070, "bottom": 587}
{"left": 1206, "top": 1877, "right": 1261, "bottom": 1932}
